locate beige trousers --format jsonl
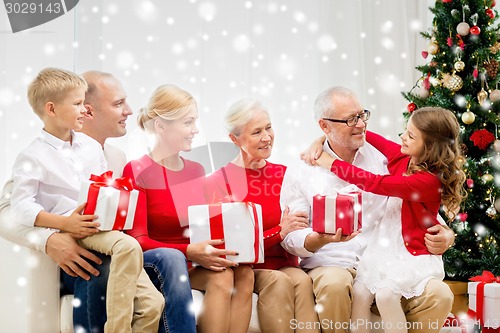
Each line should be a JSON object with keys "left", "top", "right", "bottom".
{"left": 78, "top": 231, "right": 164, "bottom": 333}
{"left": 306, "top": 266, "right": 453, "bottom": 333}
{"left": 254, "top": 267, "right": 320, "bottom": 333}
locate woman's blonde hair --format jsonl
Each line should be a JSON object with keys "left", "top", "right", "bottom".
{"left": 137, "top": 84, "right": 195, "bottom": 133}
{"left": 407, "top": 107, "right": 467, "bottom": 220}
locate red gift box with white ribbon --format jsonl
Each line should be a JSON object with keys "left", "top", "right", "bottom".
{"left": 188, "top": 202, "right": 264, "bottom": 264}
{"left": 312, "top": 192, "right": 362, "bottom": 236}
{"left": 468, "top": 271, "right": 500, "bottom": 330}
{"left": 77, "top": 171, "right": 138, "bottom": 231}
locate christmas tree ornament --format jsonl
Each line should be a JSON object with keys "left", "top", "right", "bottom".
{"left": 495, "top": 198, "right": 500, "bottom": 212}
{"left": 493, "top": 139, "right": 500, "bottom": 152}
{"left": 421, "top": 51, "right": 429, "bottom": 59}
{"left": 466, "top": 178, "right": 474, "bottom": 188}
{"left": 454, "top": 60, "right": 465, "bottom": 72}
{"left": 477, "top": 88, "right": 488, "bottom": 105}
{"left": 471, "top": 129, "right": 496, "bottom": 149}
{"left": 486, "top": 205, "right": 497, "bottom": 217}
{"left": 490, "top": 89, "right": 500, "bottom": 102}
{"left": 482, "top": 173, "right": 494, "bottom": 182}
{"left": 486, "top": 8, "right": 496, "bottom": 19}
{"left": 470, "top": 13, "right": 480, "bottom": 35}
{"left": 407, "top": 102, "right": 417, "bottom": 113}
{"left": 415, "top": 86, "right": 429, "bottom": 99}
{"left": 456, "top": 22, "right": 470, "bottom": 36}
{"left": 470, "top": 25, "right": 481, "bottom": 35}
{"left": 461, "top": 110, "right": 476, "bottom": 124}
{"left": 442, "top": 72, "right": 463, "bottom": 92}
{"left": 490, "top": 41, "right": 500, "bottom": 54}
{"left": 428, "top": 41, "right": 439, "bottom": 55}
{"left": 451, "top": 9, "right": 460, "bottom": 18}
{"left": 458, "top": 212, "right": 468, "bottom": 221}
{"left": 484, "top": 59, "right": 499, "bottom": 79}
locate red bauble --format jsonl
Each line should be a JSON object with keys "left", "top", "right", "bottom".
{"left": 486, "top": 8, "right": 496, "bottom": 19}
{"left": 407, "top": 103, "right": 417, "bottom": 113}
{"left": 442, "top": 0, "right": 452, "bottom": 2}
{"left": 470, "top": 26, "right": 481, "bottom": 35}
{"left": 466, "top": 178, "right": 474, "bottom": 188}
{"left": 458, "top": 213, "right": 468, "bottom": 221}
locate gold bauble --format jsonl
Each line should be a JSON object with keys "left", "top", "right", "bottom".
{"left": 482, "top": 173, "right": 494, "bottom": 183}
{"left": 443, "top": 73, "right": 463, "bottom": 92}
{"left": 428, "top": 42, "right": 440, "bottom": 55}
{"left": 477, "top": 88, "right": 488, "bottom": 105}
{"left": 490, "top": 89, "right": 500, "bottom": 102}
{"left": 461, "top": 111, "right": 476, "bottom": 125}
{"left": 454, "top": 60, "right": 465, "bottom": 72}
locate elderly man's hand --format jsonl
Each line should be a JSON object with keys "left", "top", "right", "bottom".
{"left": 279, "top": 206, "right": 309, "bottom": 239}
{"left": 300, "top": 136, "right": 325, "bottom": 166}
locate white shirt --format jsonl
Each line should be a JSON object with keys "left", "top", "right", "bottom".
{"left": 11, "top": 130, "right": 107, "bottom": 227}
{"left": 280, "top": 140, "right": 389, "bottom": 270}
{"left": 0, "top": 136, "right": 126, "bottom": 252}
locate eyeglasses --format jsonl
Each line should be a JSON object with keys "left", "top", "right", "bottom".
{"left": 322, "top": 110, "right": 371, "bottom": 127}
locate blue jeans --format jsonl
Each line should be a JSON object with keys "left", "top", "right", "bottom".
{"left": 61, "top": 251, "right": 110, "bottom": 333}
{"left": 143, "top": 248, "right": 196, "bottom": 333}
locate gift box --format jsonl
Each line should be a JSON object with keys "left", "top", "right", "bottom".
{"left": 468, "top": 271, "right": 500, "bottom": 330}
{"left": 77, "top": 171, "right": 138, "bottom": 231}
{"left": 188, "top": 202, "right": 264, "bottom": 264}
{"left": 312, "top": 192, "right": 362, "bottom": 235}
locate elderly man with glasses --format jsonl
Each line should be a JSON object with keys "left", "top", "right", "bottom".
{"left": 279, "top": 86, "right": 454, "bottom": 333}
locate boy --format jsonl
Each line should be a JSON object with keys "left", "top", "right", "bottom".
{"left": 10, "top": 67, "right": 163, "bottom": 333}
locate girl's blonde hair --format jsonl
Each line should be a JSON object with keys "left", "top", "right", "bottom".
{"left": 137, "top": 84, "right": 195, "bottom": 133}
{"left": 407, "top": 107, "right": 467, "bottom": 220}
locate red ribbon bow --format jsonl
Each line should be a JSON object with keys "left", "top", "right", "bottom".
{"left": 84, "top": 171, "right": 135, "bottom": 230}
{"left": 89, "top": 171, "right": 134, "bottom": 192}
{"left": 468, "top": 271, "right": 500, "bottom": 328}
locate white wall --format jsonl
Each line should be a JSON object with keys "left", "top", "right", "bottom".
{"left": 0, "top": 0, "right": 436, "bottom": 331}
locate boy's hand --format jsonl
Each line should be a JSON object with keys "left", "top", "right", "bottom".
{"left": 61, "top": 203, "right": 100, "bottom": 238}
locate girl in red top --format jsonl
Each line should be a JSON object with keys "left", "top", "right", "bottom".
{"left": 204, "top": 99, "right": 319, "bottom": 333}
{"left": 123, "top": 85, "right": 254, "bottom": 333}
{"left": 315, "top": 107, "right": 466, "bottom": 333}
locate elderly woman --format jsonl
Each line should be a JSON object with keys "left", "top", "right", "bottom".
{"left": 123, "top": 85, "right": 254, "bottom": 333}
{"left": 204, "top": 99, "right": 319, "bottom": 333}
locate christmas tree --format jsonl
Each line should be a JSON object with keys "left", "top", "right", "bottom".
{"left": 402, "top": 0, "right": 500, "bottom": 281}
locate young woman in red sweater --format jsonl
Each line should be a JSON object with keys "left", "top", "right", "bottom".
{"left": 123, "top": 85, "right": 254, "bottom": 333}
{"left": 204, "top": 99, "right": 319, "bottom": 333}
{"left": 314, "top": 107, "right": 466, "bottom": 333}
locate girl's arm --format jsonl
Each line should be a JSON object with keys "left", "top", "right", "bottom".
{"left": 330, "top": 159, "right": 442, "bottom": 202}
{"left": 366, "top": 131, "right": 402, "bottom": 162}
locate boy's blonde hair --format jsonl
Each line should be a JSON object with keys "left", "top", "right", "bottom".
{"left": 27, "top": 67, "right": 88, "bottom": 118}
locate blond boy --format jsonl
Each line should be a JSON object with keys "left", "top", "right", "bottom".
{"left": 10, "top": 67, "right": 163, "bottom": 333}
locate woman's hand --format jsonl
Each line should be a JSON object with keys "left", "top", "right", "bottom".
{"left": 300, "top": 136, "right": 325, "bottom": 166}
{"left": 187, "top": 239, "right": 239, "bottom": 271}
{"left": 316, "top": 151, "right": 335, "bottom": 170}
{"left": 279, "top": 206, "right": 309, "bottom": 239}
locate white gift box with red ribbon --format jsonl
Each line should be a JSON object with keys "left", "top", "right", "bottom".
{"left": 77, "top": 171, "right": 139, "bottom": 231}
{"left": 468, "top": 280, "right": 500, "bottom": 329}
{"left": 188, "top": 202, "right": 264, "bottom": 264}
{"left": 312, "top": 191, "right": 362, "bottom": 236}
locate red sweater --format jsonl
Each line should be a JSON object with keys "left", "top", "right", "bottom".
{"left": 123, "top": 155, "right": 206, "bottom": 255}
{"left": 204, "top": 162, "right": 298, "bottom": 270}
{"left": 330, "top": 131, "right": 442, "bottom": 256}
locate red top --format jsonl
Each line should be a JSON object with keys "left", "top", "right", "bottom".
{"left": 330, "top": 131, "right": 442, "bottom": 256}
{"left": 123, "top": 155, "right": 206, "bottom": 255}
{"left": 204, "top": 162, "right": 298, "bottom": 269}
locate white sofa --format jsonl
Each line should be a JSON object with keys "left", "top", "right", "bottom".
{"left": 3, "top": 245, "right": 454, "bottom": 333}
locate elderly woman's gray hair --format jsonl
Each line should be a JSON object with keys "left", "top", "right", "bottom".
{"left": 225, "top": 98, "right": 269, "bottom": 136}
{"left": 313, "top": 86, "right": 357, "bottom": 121}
